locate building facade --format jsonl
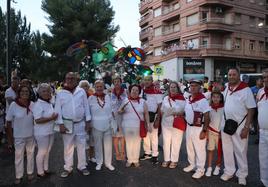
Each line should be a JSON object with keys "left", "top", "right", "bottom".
{"left": 139, "top": 0, "right": 268, "bottom": 81}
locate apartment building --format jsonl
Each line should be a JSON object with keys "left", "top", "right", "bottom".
{"left": 139, "top": 0, "right": 268, "bottom": 81}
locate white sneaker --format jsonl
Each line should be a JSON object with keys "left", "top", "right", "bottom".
{"left": 183, "top": 165, "right": 195, "bottom": 173}
{"left": 95, "top": 164, "right": 102, "bottom": 171}
{"left": 213, "top": 166, "right": 220, "bottom": 176}
{"left": 220, "top": 173, "right": 233, "bottom": 181}
{"left": 205, "top": 167, "right": 212, "bottom": 177}
{"left": 238, "top": 178, "right": 247, "bottom": 186}
{"left": 105, "top": 164, "right": 115, "bottom": 171}
{"left": 90, "top": 158, "right": 96, "bottom": 163}
{"left": 192, "top": 170, "right": 204, "bottom": 179}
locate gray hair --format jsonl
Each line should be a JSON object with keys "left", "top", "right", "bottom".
{"left": 37, "top": 83, "right": 51, "bottom": 95}
{"left": 79, "top": 80, "right": 90, "bottom": 87}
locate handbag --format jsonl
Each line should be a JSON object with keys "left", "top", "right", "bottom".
{"left": 223, "top": 89, "right": 247, "bottom": 135}
{"left": 129, "top": 100, "right": 147, "bottom": 138}
{"left": 168, "top": 98, "right": 186, "bottom": 131}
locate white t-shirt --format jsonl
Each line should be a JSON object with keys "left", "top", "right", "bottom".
{"left": 88, "top": 95, "right": 113, "bottom": 131}
{"left": 5, "top": 87, "right": 16, "bottom": 112}
{"left": 257, "top": 88, "right": 268, "bottom": 130}
{"left": 209, "top": 108, "right": 224, "bottom": 133}
{"left": 161, "top": 96, "right": 185, "bottom": 127}
{"left": 33, "top": 99, "right": 55, "bottom": 136}
{"left": 185, "top": 96, "right": 211, "bottom": 125}
{"left": 142, "top": 90, "right": 162, "bottom": 113}
{"left": 6, "top": 101, "right": 34, "bottom": 138}
{"left": 223, "top": 84, "right": 256, "bottom": 123}
{"left": 121, "top": 98, "right": 146, "bottom": 128}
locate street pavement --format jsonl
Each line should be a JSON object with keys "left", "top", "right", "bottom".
{"left": 0, "top": 133, "right": 261, "bottom": 187}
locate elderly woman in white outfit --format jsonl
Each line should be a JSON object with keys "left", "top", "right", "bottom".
{"left": 161, "top": 81, "right": 186, "bottom": 169}
{"left": 6, "top": 85, "right": 35, "bottom": 185}
{"left": 118, "top": 84, "right": 150, "bottom": 167}
{"left": 88, "top": 80, "right": 115, "bottom": 171}
{"left": 33, "top": 83, "right": 58, "bottom": 178}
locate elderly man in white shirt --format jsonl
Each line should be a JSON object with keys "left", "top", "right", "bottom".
{"left": 55, "top": 72, "right": 91, "bottom": 178}
{"left": 220, "top": 68, "right": 256, "bottom": 186}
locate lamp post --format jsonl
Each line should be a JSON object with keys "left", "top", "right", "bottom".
{"left": 6, "top": 0, "right": 11, "bottom": 86}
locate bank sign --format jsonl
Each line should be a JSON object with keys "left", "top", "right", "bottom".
{"left": 183, "top": 59, "right": 205, "bottom": 80}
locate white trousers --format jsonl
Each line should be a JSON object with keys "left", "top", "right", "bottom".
{"left": 35, "top": 134, "right": 54, "bottom": 175}
{"left": 221, "top": 125, "right": 248, "bottom": 178}
{"left": 14, "top": 137, "right": 35, "bottom": 179}
{"left": 123, "top": 127, "right": 141, "bottom": 163}
{"left": 186, "top": 126, "right": 206, "bottom": 172}
{"left": 62, "top": 121, "right": 87, "bottom": 171}
{"left": 259, "top": 129, "right": 268, "bottom": 187}
{"left": 143, "top": 122, "right": 159, "bottom": 157}
{"left": 93, "top": 128, "right": 112, "bottom": 166}
{"left": 162, "top": 126, "right": 183, "bottom": 162}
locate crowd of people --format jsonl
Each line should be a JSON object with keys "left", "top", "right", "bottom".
{"left": 0, "top": 68, "right": 267, "bottom": 187}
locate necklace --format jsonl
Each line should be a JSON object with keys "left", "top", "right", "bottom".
{"left": 96, "top": 96, "right": 105, "bottom": 108}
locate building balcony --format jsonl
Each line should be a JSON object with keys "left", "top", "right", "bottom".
{"left": 139, "top": 0, "right": 153, "bottom": 14}
{"left": 162, "top": 5, "right": 180, "bottom": 22}
{"left": 199, "top": 0, "right": 234, "bottom": 8}
{"left": 162, "top": 28, "right": 180, "bottom": 42}
{"left": 199, "top": 18, "right": 234, "bottom": 32}
{"left": 139, "top": 28, "right": 153, "bottom": 41}
{"left": 140, "top": 12, "right": 153, "bottom": 27}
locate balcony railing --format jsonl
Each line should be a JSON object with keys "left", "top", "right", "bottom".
{"left": 162, "top": 27, "right": 180, "bottom": 35}
{"left": 200, "top": 17, "right": 233, "bottom": 25}
{"left": 162, "top": 4, "right": 180, "bottom": 15}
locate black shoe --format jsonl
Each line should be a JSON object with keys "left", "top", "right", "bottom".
{"left": 151, "top": 157, "right": 159, "bottom": 164}
{"left": 140, "top": 154, "right": 152, "bottom": 160}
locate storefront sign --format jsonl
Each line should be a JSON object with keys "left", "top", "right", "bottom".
{"left": 183, "top": 59, "right": 205, "bottom": 80}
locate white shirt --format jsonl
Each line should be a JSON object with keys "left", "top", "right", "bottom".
{"left": 55, "top": 87, "right": 91, "bottom": 124}
{"left": 209, "top": 108, "right": 224, "bottom": 133}
{"left": 110, "top": 89, "right": 127, "bottom": 114}
{"left": 223, "top": 84, "right": 256, "bottom": 123}
{"left": 142, "top": 91, "right": 162, "bottom": 113}
{"left": 6, "top": 101, "right": 34, "bottom": 138}
{"left": 121, "top": 98, "right": 146, "bottom": 128}
{"left": 257, "top": 88, "right": 268, "bottom": 129}
{"left": 5, "top": 87, "right": 16, "bottom": 112}
{"left": 185, "top": 96, "right": 211, "bottom": 125}
{"left": 88, "top": 94, "right": 113, "bottom": 131}
{"left": 33, "top": 99, "right": 55, "bottom": 136}
{"left": 161, "top": 96, "right": 185, "bottom": 127}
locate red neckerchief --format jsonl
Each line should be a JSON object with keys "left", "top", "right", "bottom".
{"left": 113, "top": 87, "right": 124, "bottom": 100}
{"left": 259, "top": 87, "right": 268, "bottom": 101}
{"left": 210, "top": 103, "right": 224, "bottom": 112}
{"left": 94, "top": 93, "right": 106, "bottom": 108}
{"left": 208, "top": 85, "right": 213, "bottom": 92}
{"left": 128, "top": 96, "right": 140, "bottom": 103}
{"left": 189, "top": 93, "right": 205, "bottom": 104}
{"left": 228, "top": 82, "right": 248, "bottom": 95}
{"left": 144, "top": 84, "right": 162, "bottom": 94}
{"left": 169, "top": 93, "right": 185, "bottom": 101}
{"left": 63, "top": 85, "right": 76, "bottom": 93}
{"left": 15, "top": 99, "right": 31, "bottom": 114}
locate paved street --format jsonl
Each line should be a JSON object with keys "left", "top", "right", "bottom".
{"left": 0, "top": 133, "right": 261, "bottom": 187}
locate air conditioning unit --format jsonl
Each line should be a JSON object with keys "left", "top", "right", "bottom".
{"left": 215, "top": 7, "right": 223, "bottom": 14}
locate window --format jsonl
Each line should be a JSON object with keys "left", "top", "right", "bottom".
{"left": 259, "top": 41, "right": 264, "bottom": 51}
{"left": 173, "top": 23, "right": 180, "bottom": 32}
{"left": 235, "top": 38, "right": 241, "bottom": 49}
{"left": 235, "top": 13, "right": 241, "bottom": 24}
{"left": 186, "top": 13, "right": 199, "bottom": 26}
{"left": 154, "top": 47, "right": 162, "bottom": 56}
{"left": 154, "top": 27, "right": 162, "bottom": 37}
{"left": 186, "top": 0, "right": 193, "bottom": 2}
{"left": 249, "top": 16, "right": 255, "bottom": 27}
{"left": 154, "top": 7, "right": 161, "bottom": 17}
{"left": 202, "top": 37, "right": 209, "bottom": 48}
{"left": 265, "top": 37, "right": 268, "bottom": 50}
{"left": 174, "top": 2, "right": 180, "bottom": 10}
{"left": 249, "top": 40, "right": 255, "bottom": 50}
{"left": 187, "top": 38, "right": 199, "bottom": 49}
{"left": 201, "top": 12, "right": 208, "bottom": 22}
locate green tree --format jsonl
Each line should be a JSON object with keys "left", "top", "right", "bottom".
{"left": 0, "top": 8, "right": 6, "bottom": 74}
{"left": 41, "top": 0, "right": 119, "bottom": 74}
